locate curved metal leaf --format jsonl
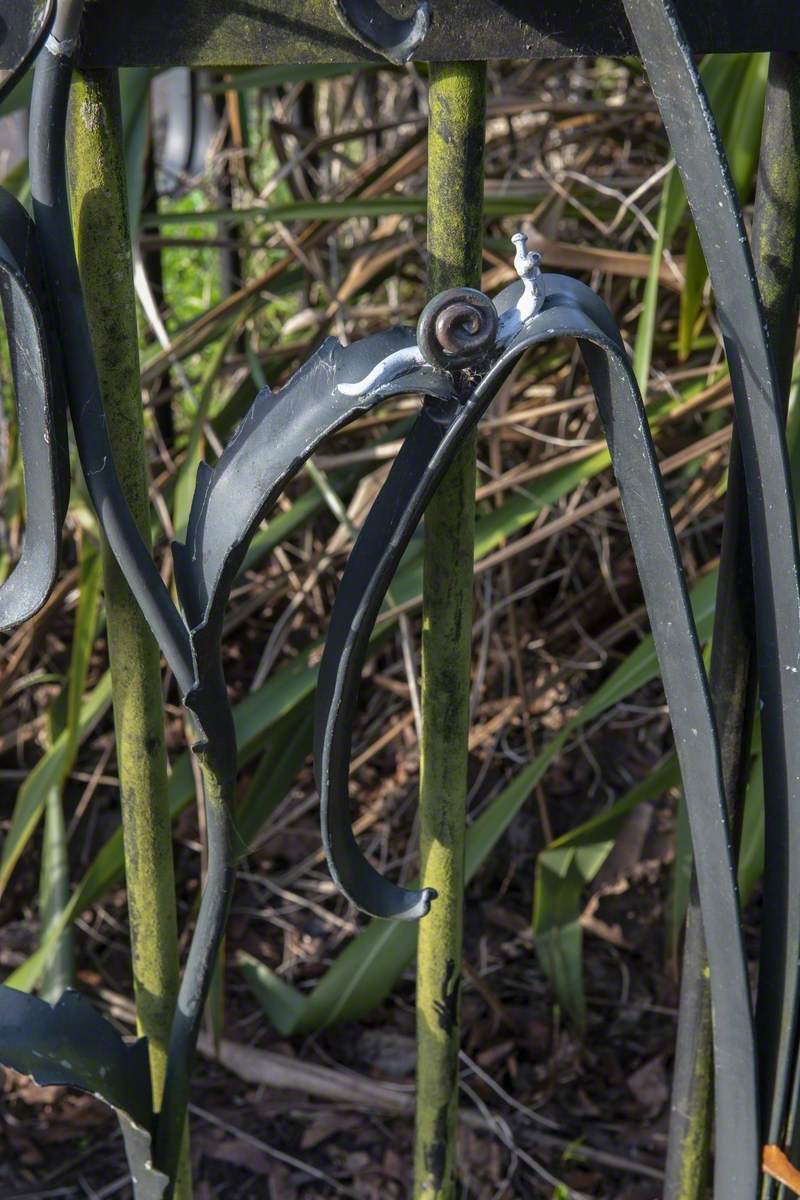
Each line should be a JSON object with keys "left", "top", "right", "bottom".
{"left": 0, "top": 985, "right": 166, "bottom": 1198}
{"left": 0, "top": 0, "right": 54, "bottom": 103}
{"left": 314, "top": 276, "right": 758, "bottom": 1199}
{"left": 172, "top": 327, "right": 453, "bottom": 723}
{"left": 0, "top": 189, "right": 69, "bottom": 631}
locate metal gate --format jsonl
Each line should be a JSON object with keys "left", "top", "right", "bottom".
{"left": 0, "top": 2, "right": 798, "bottom": 1197}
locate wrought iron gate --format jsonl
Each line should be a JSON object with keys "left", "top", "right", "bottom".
{"left": 0, "top": 1, "right": 798, "bottom": 1197}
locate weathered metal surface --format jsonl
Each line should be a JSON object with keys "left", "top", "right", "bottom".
{"left": 0, "top": 190, "right": 69, "bottom": 630}
{"left": 663, "top": 51, "right": 800, "bottom": 1200}
{"left": 622, "top": 2, "right": 800, "bottom": 1193}
{"left": 1, "top": 0, "right": 798, "bottom": 1197}
{"left": 0, "top": 987, "right": 169, "bottom": 1199}
{"left": 0, "top": 0, "right": 53, "bottom": 96}
{"left": 35, "top": 0, "right": 800, "bottom": 69}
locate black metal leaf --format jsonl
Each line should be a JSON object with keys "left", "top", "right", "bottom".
{"left": 0, "top": 0, "right": 55, "bottom": 103}
{"left": 0, "top": 189, "right": 69, "bottom": 631}
{"left": 0, "top": 986, "right": 166, "bottom": 1199}
{"left": 172, "top": 326, "right": 454, "bottom": 724}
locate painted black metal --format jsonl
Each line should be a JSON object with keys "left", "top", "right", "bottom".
{"left": 32, "top": 0, "right": 800, "bottom": 70}
{"left": 172, "top": 325, "right": 452, "bottom": 711}
{"left": 663, "top": 52, "right": 800, "bottom": 1200}
{"left": 0, "top": 189, "right": 69, "bottom": 630}
{"left": 0, "top": 2, "right": 796, "bottom": 1197}
{"left": 331, "top": 0, "right": 430, "bottom": 64}
{"left": 0, "top": 985, "right": 168, "bottom": 1197}
{"left": 0, "top": 0, "right": 54, "bottom": 102}
{"left": 622, "top": 0, "right": 800, "bottom": 1184}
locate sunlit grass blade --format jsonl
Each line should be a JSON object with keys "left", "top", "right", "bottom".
{"left": 38, "top": 540, "right": 103, "bottom": 1001}
{"left": 677, "top": 53, "right": 768, "bottom": 358}
{"left": 533, "top": 754, "right": 681, "bottom": 1027}
{"left": 632, "top": 178, "right": 669, "bottom": 391}
{"left": 38, "top": 784, "right": 73, "bottom": 1004}
{"left": 0, "top": 674, "right": 111, "bottom": 902}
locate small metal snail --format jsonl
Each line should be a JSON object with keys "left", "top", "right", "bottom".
{"left": 339, "top": 230, "right": 546, "bottom": 395}
{"left": 416, "top": 286, "right": 498, "bottom": 369}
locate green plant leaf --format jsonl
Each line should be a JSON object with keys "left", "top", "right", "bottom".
{"left": 0, "top": 672, "right": 111, "bottom": 902}
{"left": 140, "top": 195, "right": 551, "bottom": 227}
{"left": 119, "top": 68, "right": 152, "bottom": 239}
{"left": 238, "top": 951, "right": 311, "bottom": 1035}
{"left": 233, "top": 699, "right": 314, "bottom": 851}
{"left": 677, "top": 53, "right": 768, "bottom": 358}
{"left": 533, "top": 754, "right": 681, "bottom": 1027}
{"left": 38, "top": 790, "right": 72, "bottom": 1004}
{"left": 633, "top": 175, "right": 669, "bottom": 391}
{"left": 38, "top": 542, "right": 102, "bottom": 1002}
{"left": 0, "top": 71, "right": 33, "bottom": 117}
{"left": 737, "top": 720, "right": 764, "bottom": 904}
{"left": 172, "top": 323, "right": 242, "bottom": 539}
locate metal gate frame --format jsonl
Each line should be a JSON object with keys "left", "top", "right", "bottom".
{"left": 0, "top": 2, "right": 798, "bottom": 1197}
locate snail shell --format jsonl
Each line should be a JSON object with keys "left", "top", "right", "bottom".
{"left": 416, "top": 287, "right": 498, "bottom": 370}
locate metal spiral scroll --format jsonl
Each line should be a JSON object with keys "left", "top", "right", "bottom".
{"left": 416, "top": 286, "right": 499, "bottom": 370}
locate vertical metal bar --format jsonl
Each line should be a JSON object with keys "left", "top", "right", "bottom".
{"left": 759, "top": 57, "right": 800, "bottom": 1198}
{"left": 662, "top": 51, "right": 800, "bottom": 1200}
{"left": 664, "top": 459, "right": 756, "bottom": 1200}
{"left": 414, "top": 60, "right": 486, "bottom": 1200}
{"left": 66, "top": 67, "right": 193, "bottom": 1200}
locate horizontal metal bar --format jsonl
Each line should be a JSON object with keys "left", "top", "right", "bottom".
{"left": 54, "top": 1, "right": 800, "bottom": 69}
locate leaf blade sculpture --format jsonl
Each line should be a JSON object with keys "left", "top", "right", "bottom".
{"left": 0, "top": 986, "right": 168, "bottom": 1198}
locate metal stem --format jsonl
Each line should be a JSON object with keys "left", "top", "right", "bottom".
{"left": 155, "top": 721, "right": 236, "bottom": 1193}
{"left": 65, "top": 67, "right": 193, "bottom": 1199}
{"left": 414, "top": 59, "right": 486, "bottom": 1200}
{"left": 758, "top": 54, "right": 800, "bottom": 1200}
{"left": 663, "top": 51, "right": 800, "bottom": 1200}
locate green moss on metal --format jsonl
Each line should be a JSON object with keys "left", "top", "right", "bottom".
{"left": 67, "top": 69, "right": 192, "bottom": 1199}
{"left": 672, "top": 978, "right": 713, "bottom": 1200}
{"left": 414, "top": 59, "right": 486, "bottom": 1200}
{"left": 751, "top": 56, "right": 800, "bottom": 394}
